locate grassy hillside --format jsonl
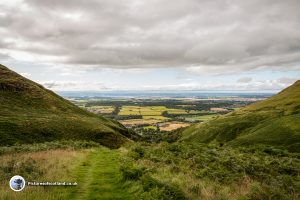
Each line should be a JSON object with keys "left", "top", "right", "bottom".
{"left": 182, "top": 80, "right": 300, "bottom": 151}
{"left": 121, "top": 142, "right": 300, "bottom": 199}
{"left": 0, "top": 64, "right": 130, "bottom": 148}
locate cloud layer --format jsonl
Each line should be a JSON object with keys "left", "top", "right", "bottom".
{"left": 39, "top": 77, "right": 298, "bottom": 91}
{"left": 1, "top": 0, "right": 300, "bottom": 74}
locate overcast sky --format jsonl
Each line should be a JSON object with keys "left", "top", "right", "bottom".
{"left": 0, "top": 0, "right": 300, "bottom": 91}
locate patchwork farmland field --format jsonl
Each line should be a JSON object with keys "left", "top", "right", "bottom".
{"left": 86, "top": 106, "right": 115, "bottom": 114}
{"left": 142, "top": 115, "right": 169, "bottom": 120}
{"left": 119, "top": 119, "right": 162, "bottom": 126}
{"left": 116, "top": 105, "right": 217, "bottom": 130}
{"left": 184, "top": 114, "right": 219, "bottom": 122}
{"left": 71, "top": 98, "right": 249, "bottom": 134}
{"left": 119, "top": 106, "right": 169, "bottom": 116}
{"left": 118, "top": 106, "right": 211, "bottom": 116}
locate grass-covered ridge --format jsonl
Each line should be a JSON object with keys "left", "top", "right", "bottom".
{"left": 182, "top": 80, "right": 300, "bottom": 150}
{"left": 0, "top": 64, "right": 130, "bottom": 148}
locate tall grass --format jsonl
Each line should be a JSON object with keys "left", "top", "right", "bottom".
{"left": 0, "top": 149, "right": 89, "bottom": 200}
{"left": 120, "top": 142, "right": 300, "bottom": 200}
{"left": 0, "top": 140, "right": 101, "bottom": 155}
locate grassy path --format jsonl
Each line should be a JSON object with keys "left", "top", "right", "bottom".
{"left": 71, "top": 147, "right": 133, "bottom": 200}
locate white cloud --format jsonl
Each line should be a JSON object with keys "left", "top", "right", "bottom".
{"left": 37, "top": 77, "right": 297, "bottom": 92}
{"left": 136, "top": 79, "right": 295, "bottom": 91}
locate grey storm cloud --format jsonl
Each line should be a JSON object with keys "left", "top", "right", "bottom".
{"left": 1, "top": 0, "right": 300, "bottom": 73}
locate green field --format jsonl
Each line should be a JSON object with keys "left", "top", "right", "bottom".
{"left": 184, "top": 114, "right": 219, "bottom": 122}
{"left": 166, "top": 108, "right": 189, "bottom": 114}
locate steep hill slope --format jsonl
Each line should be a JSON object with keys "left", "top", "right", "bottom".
{"left": 182, "top": 81, "right": 300, "bottom": 151}
{"left": 0, "top": 64, "right": 130, "bottom": 148}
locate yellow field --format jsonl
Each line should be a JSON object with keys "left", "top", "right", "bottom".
{"left": 118, "top": 106, "right": 141, "bottom": 115}
{"left": 142, "top": 115, "right": 169, "bottom": 120}
{"left": 143, "top": 125, "right": 157, "bottom": 130}
{"left": 119, "top": 119, "right": 162, "bottom": 126}
{"left": 119, "top": 106, "right": 167, "bottom": 116}
{"left": 159, "top": 122, "right": 191, "bottom": 131}
{"left": 167, "top": 108, "right": 189, "bottom": 114}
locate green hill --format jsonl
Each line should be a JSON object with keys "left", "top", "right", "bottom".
{"left": 0, "top": 64, "right": 130, "bottom": 148}
{"left": 182, "top": 80, "right": 300, "bottom": 151}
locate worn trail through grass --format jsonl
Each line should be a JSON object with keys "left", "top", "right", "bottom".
{"left": 71, "top": 147, "right": 133, "bottom": 200}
